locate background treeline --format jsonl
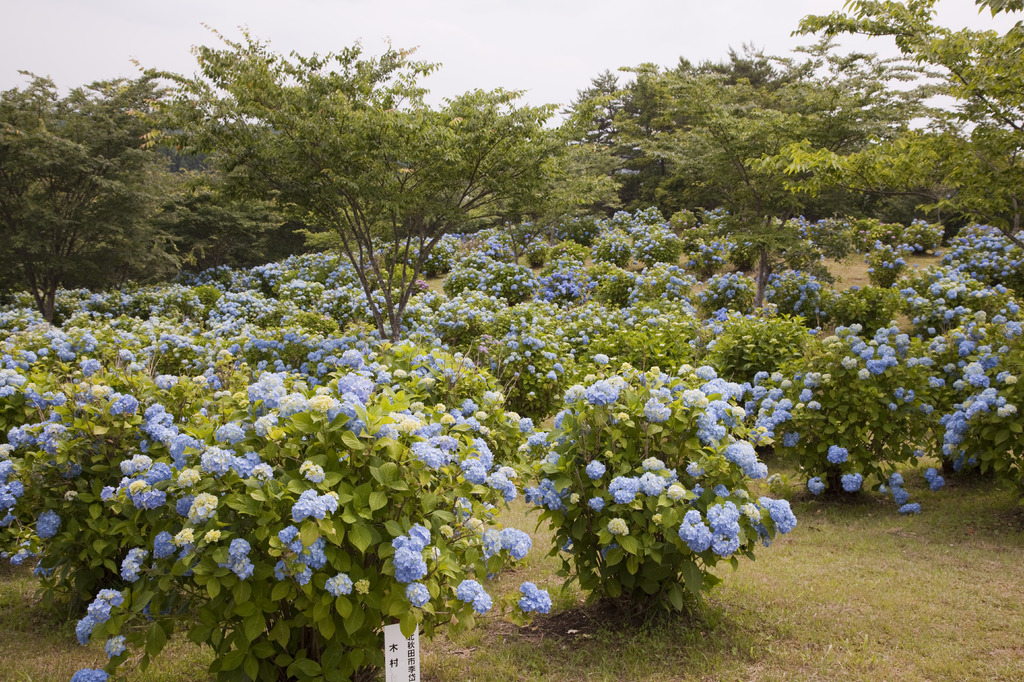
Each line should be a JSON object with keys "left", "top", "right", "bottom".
{"left": 2, "top": 0, "right": 1022, "bottom": 322}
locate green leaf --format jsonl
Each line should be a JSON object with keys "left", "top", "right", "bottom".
{"left": 146, "top": 622, "right": 167, "bottom": 657}
{"left": 619, "top": 535, "right": 639, "bottom": 555}
{"left": 233, "top": 580, "right": 251, "bottom": 605}
{"left": 344, "top": 606, "right": 365, "bottom": 635}
{"left": 221, "top": 649, "right": 245, "bottom": 671}
{"left": 342, "top": 431, "right": 363, "bottom": 451}
{"left": 271, "top": 581, "right": 291, "bottom": 602}
{"left": 334, "top": 597, "right": 352, "bottom": 618}
{"left": 668, "top": 583, "right": 684, "bottom": 611}
{"left": 681, "top": 560, "right": 703, "bottom": 599}
{"left": 317, "top": 615, "right": 336, "bottom": 639}
{"left": 368, "top": 490, "right": 388, "bottom": 511}
{"left": 243, "top": 654, "right": 259, "bottom": 680}
{"left": 288, "top": 658, "right": 322, "bottom": 679}
{"left": 243, "top": 612, "right": 266, "bottom": 642}
{"left": 270, "top": 619, "right": 290, "bottom": 647}
{"left": 300, "top": 521, "right": 320, "bottom": 548}
{"left": 350, "top": 524, "right": 372, "bottom": 553}
{"left": 399, "top": 611, "right": 418, "bottom": 638}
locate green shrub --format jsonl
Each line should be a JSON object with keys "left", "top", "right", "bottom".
{"left": 589, "top": 263, "right": 635, "bottom": 308}
{"left": 903, "top": 220, "right": 943, "bottom": 253}
{"left": 824, "top": 286, "right": 903, "bottom": 338}
{"left": 592, "top": 230, "right": 633, "bottom": 268}
{"left": 866, "top": 241, "right": 911, "bottom": 288}
{"left": 589, "top": 306, "right": 699, "bottom": 373}
{"left": 553, "top": 216, "right": 604, "bottom": 246}
{"left": 545, "top": 241, "right": 590, "bottom": 269}
{"left": 765, "top": 271, "right": 830, "bottom": 326}
{"left": 768, "top": 324, "right": 938, "bottom": 497}
{"left": 707, "top": 313, "right": 810, "bottom": 384}
{"left": 524, "top": 241, "right": 549, "bottom": 268}
{"left": 697, "top": 273, "right": 756, "bottom": 317}
{"left": 684, "top": 239, "right": 731, "bottom": 279}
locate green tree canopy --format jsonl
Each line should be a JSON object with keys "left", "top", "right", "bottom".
{"left": 0, "top": 74, "right": 173, "bottom": 320}
{"left": 778, "top": 0, "right": 1024, "bottom": 245}
{"left": 569, "top": 40, "right": 929, "bottom": 304}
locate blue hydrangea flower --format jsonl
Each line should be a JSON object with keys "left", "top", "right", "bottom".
{"left": 678, "top": 509, "right": 712, "bottom": 552}
{"left": 326, "top": 573, "right": 354, "bottom": 596}
{"left": 924, "top": 467, "right": 945, "bottom": 491}
{"left": 841, "top": 473, "right": 863, "bottom": 493}
{"left": 456, "top": 579, "right": 493, "bottom": 614}
{"left": 584, "top": 379, "right": 621, "bottom": 406}
{"left": 153, "top": 531, "right": 175, "bottom": 559}
{"left": 80, "top": 359, "right": 102, "bottom": 377}
{"left": 711, "top": 531, "right": 741, "bottom": 556}
{"left": 36, "top": 509, "right": 61, "bottom": 539}
{"left": 827, "top": 445, "right": 848, "bottom": 464}
{"left": 585, "top": 460, "right": 606, "bottom": 480}
{"left": 393, "top": 544, "right": 428, "bottom": 584}
{"left": 105, "top": 635, "right": 126, "bottom": 658}
{"left": 724, "top": 441, "right": 767, "bottom": 479}
{"left": 518, "top": 582, "right": 552, "bottom": 613}
{"left": 405, "top": 582, "right": 430, "bottom": 607}
{"left": 608, "top": 476, "right": 640, "bottom": 504}
{"left": 120, "top": 548, "right": 148, "bottom": 582}
{"left": 807, "top": 477, "right": 825, "bottom": 495}
{"left": 499, "top": 528, "right": 532, "bottom": 560}
{"left": 643, "top": 398, "right": 671, "bottom": 423}
{"left": 291, "top": 489, "right": 338, "bottom": 522}
{"left": 758, "top": 497, "right": 797, "bottom": 534}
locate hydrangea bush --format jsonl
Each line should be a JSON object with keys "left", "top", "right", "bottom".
{"left": 935, "top": 319, "right": 1024, "bottom": 490}
{"left": 443, "top": 257, "right": 538, "bottom": 305}
{"left": 765, "top": 271, "right": 831, "bottom": 326}
{"left": 2, "top": 350, "right": 544, "bottom": 682}
{"left": 866, "top": 241, "right": 912, "bottom": 289}
{"left": 697, "top": 273, "right": 756, "bottom": 318}
{"left": 763, "top": 324, "right": 938, "bottom": 498}
{"left": 685, "top": 239, "right": 732, "bottom": 279}
{"left": 592, "top": 230, "right": 633, "bottom": 268}
{"left": 899, "top": 267, "right": 1020, "bottom": 338}
{"left": 903, "top": 220, "right": 943, "bottom": 254}
{"left": 527, "top": 367, "right": 795, "bottom": 614}
{"left": 631, "top": 225, "right": 683, "bottom": 266}
{"left": 824, "top": 286, "right": 904, "bottom": 338}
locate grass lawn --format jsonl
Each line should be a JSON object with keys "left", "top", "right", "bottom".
{"left": 4, "top": 469, "right": 1023, "bottom": 681}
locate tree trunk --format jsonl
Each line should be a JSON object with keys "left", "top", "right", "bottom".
{"left": 754, "top": 246, "right": 770, "bottom": 309}
{"left": 43, "top": 287, "right": 56, "bottom": 323}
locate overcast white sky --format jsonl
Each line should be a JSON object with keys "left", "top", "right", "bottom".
{"left": 2, "top": 1, "right": 1019, "bottom": 109}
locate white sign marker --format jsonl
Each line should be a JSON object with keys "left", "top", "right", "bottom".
{"left": 383, "top": 623, "right": 420, "bottom": 682}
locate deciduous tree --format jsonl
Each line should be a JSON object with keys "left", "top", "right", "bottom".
{"left": 165, "top": 33, "right": 563, "bottom": 340}
{"left": 0, "top": 74, "right": 172, "bottom": 320}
